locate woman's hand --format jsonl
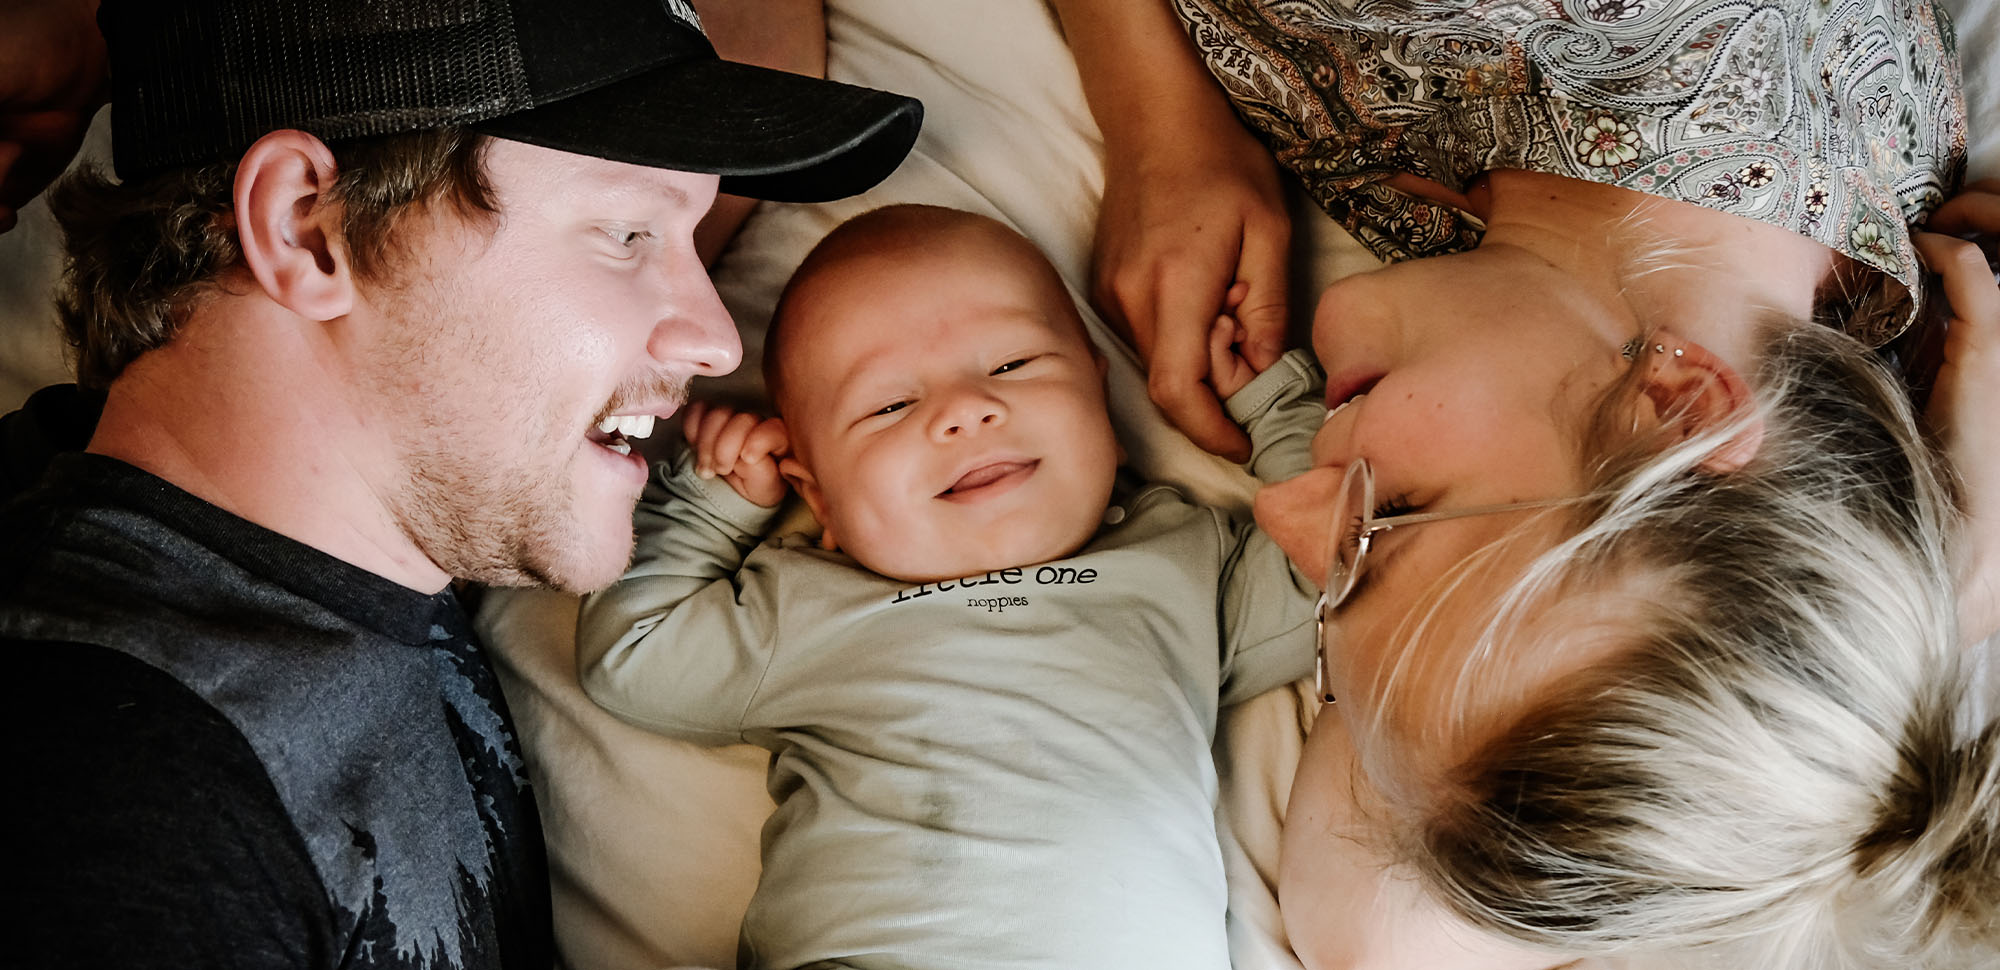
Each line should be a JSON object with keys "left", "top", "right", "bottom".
{"left": 681, "top": 400, "right": 792, "bottom": 509}
{"left": 1094, "top": 114, "right": 1291, "bottom": 462}
{"left": 1052, "top": 0, "right": 1292, "bottom": 463}
{"left": 1915, "top": 179, "right": 2000, "bottom": 646}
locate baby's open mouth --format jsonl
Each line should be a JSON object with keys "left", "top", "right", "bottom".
{"left": 588, "top": 414, "right": 657, "bottom": 457}
{"left": 940, "top": 459, "right": 1038, "bottom": 498}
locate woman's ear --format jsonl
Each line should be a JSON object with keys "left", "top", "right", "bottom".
{"left": 1630, "top": 334, "right": 1765, "bottom": 474}
{"left": 778, "top": 455, "right": 838, "bottom": 551}
{"left": 232, "top": 129, "right": 354, "bottom": 321}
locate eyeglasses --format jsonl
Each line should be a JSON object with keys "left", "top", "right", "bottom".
{"left": 1313, "top": 458, "right": 1576, "bottom": 704}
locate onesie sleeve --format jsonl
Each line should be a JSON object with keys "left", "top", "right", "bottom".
{"left": 1225, "top": 348, "right": 1324, "bottom": 485}
{"left": 1216, "top": 348, "right": 1324, "bottom": 705}
{"left": 575, "top": 450, "right": 791, "bottom": 744}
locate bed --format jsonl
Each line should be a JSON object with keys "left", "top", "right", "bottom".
{"left": 0, "top": 1, "right": 1994, "bottom": 967}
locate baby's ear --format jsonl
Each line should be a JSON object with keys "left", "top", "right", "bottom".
{"left": 1628, "top": 334, "right": 1765, "bottom": 474}
{"left": 778, "top": 456, "right": 838, "bottom": 551}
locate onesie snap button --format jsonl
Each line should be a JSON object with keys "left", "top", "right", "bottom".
{"left": 1103, "top": 506, "right": 1126, "bottom": 525}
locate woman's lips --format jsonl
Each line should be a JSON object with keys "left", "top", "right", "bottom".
{"left": 1324, "top": 371, "right": 1383, "bottom": 411}
{"left": 940, "top": 459, "right": 1039, "bottom": 501}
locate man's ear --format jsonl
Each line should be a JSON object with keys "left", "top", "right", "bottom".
{"left": 232, "top": 129, "right": 354, "bottom": 321}
{"left": 777, "top": 455, "right": 838, "bottom": 551}
{"left": 1630, "top": 334, "right": 1765, "bottom": 474}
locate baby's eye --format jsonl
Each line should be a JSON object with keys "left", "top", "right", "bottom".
{"left": 870, "top": 400, "right": 910, "bottom": 417}
{"left": 991, "top": 357, "right": 1034, "bottom": 375}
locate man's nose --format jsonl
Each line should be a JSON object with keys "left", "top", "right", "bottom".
{"left": 646, "top": 269, "right": 742, "bottom": 377}
{"left": 928, "top": 387, "right": 1008, "bottom": 441}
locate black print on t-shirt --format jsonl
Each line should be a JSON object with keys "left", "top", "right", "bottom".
{"left": 890, "top": 564, "right": 1098, "bottom": 607}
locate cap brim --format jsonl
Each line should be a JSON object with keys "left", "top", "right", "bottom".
{"left": 476, "top": 59, "right": 921, "bottom": 204}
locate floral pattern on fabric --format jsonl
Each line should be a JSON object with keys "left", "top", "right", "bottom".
{"left": 1173, "top": 0, "right": 1967, "bottom": 344}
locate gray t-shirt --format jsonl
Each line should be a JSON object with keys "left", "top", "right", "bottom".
{"left": 577, "top": 351, "right": 1325, "bottom": 970}
{"left": 2, "top": 452, "right": 552, "bottom": 970}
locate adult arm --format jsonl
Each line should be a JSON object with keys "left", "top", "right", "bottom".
{"left": 7, "top": 641, "right": 340, "bottom": 968}
{"left": 687, "top": 0, "right": 827, "bottom": 266}
{"left": 1049, "top": 0, "right": 1291, "bottom": 462}
{"left": 0, "top": 0, "right": 107, "bottom": 235}
{"left": 1917, "top": 179, "right": 2000, "bottom": 646}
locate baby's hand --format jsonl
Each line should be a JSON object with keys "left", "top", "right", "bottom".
{"left": 1917, "top": 179, "right": 2000, "bottom": 645}
{"left": 681, "top": 400, "right": 791, "bottom": 508}
{"left": 1207, "top": 282, "right": 1264, "bottom": 400}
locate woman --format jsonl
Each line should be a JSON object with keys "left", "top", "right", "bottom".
{"left": 1052, "top": 0, "right": 2000, "bottom": 967}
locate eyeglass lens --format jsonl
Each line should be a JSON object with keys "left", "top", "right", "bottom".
{"left": 1325, "top": 460, "right": 1372, "bottom": 608}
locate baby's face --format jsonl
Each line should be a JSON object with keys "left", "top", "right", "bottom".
{"left": 778, "top": 226, "right": 1120, "bottom": 583}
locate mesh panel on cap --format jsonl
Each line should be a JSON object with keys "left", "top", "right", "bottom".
{"left": 114, "top": 0, "right": 529, "bottom": 177}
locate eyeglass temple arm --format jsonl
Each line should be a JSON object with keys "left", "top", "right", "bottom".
{"left": 1366, "top": 496, "right": 1581, "bottom": 534}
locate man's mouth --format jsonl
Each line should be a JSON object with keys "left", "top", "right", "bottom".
{"left": 588, "top": 414, "right": 657, "bottom": 457}
{"left": 939, "top": 459, "right": 1039, "bottom": 500}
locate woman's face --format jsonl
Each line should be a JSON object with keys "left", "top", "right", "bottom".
{"left": 1254, "top": 241, "right": 1634, "bottom": 755}
{"left": 1261, "top": 243, "right": 1640, "bottom": 970}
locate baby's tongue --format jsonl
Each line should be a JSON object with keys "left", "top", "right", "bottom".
{"left": 951, "top": 461, "right": 1029, "bottom": 493}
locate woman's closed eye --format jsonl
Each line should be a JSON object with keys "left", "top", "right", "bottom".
{"left": 1372, "top": 495, "right": 1417, "bottom": 520}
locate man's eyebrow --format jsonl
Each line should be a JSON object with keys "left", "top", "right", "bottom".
{"left": 571, "top": 168, "right": 692, "bottom": 209}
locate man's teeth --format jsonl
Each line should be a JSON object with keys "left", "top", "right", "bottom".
{"left": 595, "top": 414, "right": 656, "bottom": 439}
{"left": 604, "top": 439, "right": 631, "bottom": 456}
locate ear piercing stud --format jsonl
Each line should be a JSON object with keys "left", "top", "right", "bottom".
{"left": 1620, "top": 336, "right": 1684, "bottom": 360}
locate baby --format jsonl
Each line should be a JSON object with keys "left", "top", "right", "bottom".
{"left": 576, "top": 205, "right": 1322, "bottom": 970}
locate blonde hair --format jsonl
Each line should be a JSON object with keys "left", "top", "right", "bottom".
{"left": 1375, "top": 323, "right": 1998, "bottom": 968}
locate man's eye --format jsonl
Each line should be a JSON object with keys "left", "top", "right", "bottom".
{"left": 870, "top": 400, "right": 909, "bottom": 417}
{"left": 991, "top": 358, "right": 1034, "bottom": 375}
{"left": 607, "top": 228, "right": 652, "bottom": 248}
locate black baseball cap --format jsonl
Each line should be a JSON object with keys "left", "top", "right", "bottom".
{"left": 99, "top": 0, "right": 923, "bottom": 203}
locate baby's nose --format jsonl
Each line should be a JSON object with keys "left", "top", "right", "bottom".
{"left": 932, "top": 394, "right": 1007, "bottom": 439}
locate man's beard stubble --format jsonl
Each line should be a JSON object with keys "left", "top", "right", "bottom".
{"left": 388, "top": 370, "right": 688, "bottom": 593}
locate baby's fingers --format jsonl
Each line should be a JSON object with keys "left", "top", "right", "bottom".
{"left": 680, "top": 400, "right": 712, "bottom": 446}
{"left": 741, "top": 417, "right": 791, "bottom": 463}
{"left": 701, "top": 410, "right": 770, "bottom": 480}
{"left": 721, "top": 418, "right": 792, "bottom": 508}
{"left": 1206, "top": 314, "right": 1256, "bottom": 399}
{"left": 684, "top": 402, "right": 745, "bottom": 475}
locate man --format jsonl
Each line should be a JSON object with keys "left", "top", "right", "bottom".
{"left": 0, "top": 0, "right": 920, "bottom": 966}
